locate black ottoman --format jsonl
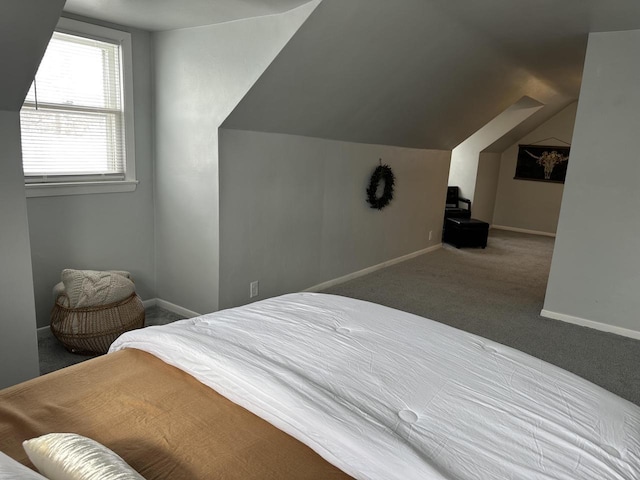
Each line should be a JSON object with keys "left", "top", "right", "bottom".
{"left": 443, "top": 218, "right": 489, "bottom": 248}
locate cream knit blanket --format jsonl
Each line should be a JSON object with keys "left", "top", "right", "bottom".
{"left": 60, "top": 269, "right": 135, "bottom": 308}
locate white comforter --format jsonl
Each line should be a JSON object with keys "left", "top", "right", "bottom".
{"left": 110, "top": 293, "right": 640, "bottom": 480}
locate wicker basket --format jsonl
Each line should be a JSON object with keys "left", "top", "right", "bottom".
{"left": 50, "top": 292, "right": 145, "bottom": 355}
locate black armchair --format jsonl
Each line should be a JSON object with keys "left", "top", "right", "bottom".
{"left": 444, "top": 186, "right": 471, "bottom": 220}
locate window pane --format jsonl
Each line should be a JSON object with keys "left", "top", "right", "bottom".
{"left": 21, "top": 26, "right": 127, "bottom": 182}
{"left": 25, "top": 32, "right": 122, "bottom": 110}
{"left": 21, "top": 106, "right": 123, "bottom": 176}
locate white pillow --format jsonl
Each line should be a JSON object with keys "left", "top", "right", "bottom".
{"left": 0, "top": 451, "right": 47, "bottom": 479}
{"left": 23, "top": 433, "right": 145, "bottom": 480}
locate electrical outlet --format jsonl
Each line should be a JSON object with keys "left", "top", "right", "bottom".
{"left": 250, "top": 281, "right": 259, "bottom": 298}
{"left": 429, "top": 230, "right": 433, "bottom": 241}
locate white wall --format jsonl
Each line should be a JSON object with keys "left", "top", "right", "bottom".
{"left": 493, "top": 102, "right": 577, "bottom": 234}
{"left": 473, "top": 152, "right": 502, "bottom": 223}
{"left": 26, "top": 27, "right": 156, "bottom": 328}
{"left": 0, "top": 111, "right": 40, "bottom": 387}
{"left": 543, "top": 31, "right": 640, "bottom": 337}
{"left": 448, "top": 97, "right": 545, "bottom": 217}
{"left": 153, "top": 2, "right": 319, "bottom": 315}
{"left": 218, "top": 129, "right": 450, "bottom": 309}
{"left": 447, "top": 148, "right": 478, "bottom": 206}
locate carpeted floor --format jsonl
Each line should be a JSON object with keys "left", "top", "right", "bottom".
{"left": 323, "top": 229, "right": 640, "bottom": 406}
{"left": 39, "top": 230, "right": 640, "bottom": 405}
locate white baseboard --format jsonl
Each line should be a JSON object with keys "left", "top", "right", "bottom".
{"left": 540, "top": 309, "right": 640, "bottom": 341}
{"left": 37, "top": 325, "right": 52, "bottom": 336}
{"left": 142, "top": 298, "right": 156, "bottom": 309}
{"left": 492, "top": 225, "right": 556, "bottom": 238}
{"left": 305, "top": 244, "right": 442, "bottom": 293}
{"left": 149, "top": 298, "right": 201, "bottom": 318}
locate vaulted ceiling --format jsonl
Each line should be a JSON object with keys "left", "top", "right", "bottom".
{"left": 222, "top": 0, "right": 640, "bottom": 149}
{"left": 63, "top": 0, "right": 313, "bottom": 31}
{"left": 10, "top": 0, "right": 640, "bottom": 150}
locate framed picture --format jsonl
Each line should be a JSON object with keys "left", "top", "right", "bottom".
{"left": 514, "top": 144, "right": 570, "bottom": 183}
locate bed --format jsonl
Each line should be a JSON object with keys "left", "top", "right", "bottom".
{"left": 1, "top": 292, "right": 639, "bottom": 479}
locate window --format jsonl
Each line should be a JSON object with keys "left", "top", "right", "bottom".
{"left": 21, "top": 18, "right": 137, "bottom": 197}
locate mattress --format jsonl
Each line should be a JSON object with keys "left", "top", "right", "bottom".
{"left": 111, "top": 292, "right": 640, "bottom": 480}
{"left": 2, "top": 292, "right": 639, "bottom": 479}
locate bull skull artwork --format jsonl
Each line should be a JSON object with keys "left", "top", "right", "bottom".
{"left": 524, "top": 149, "right": 569, "bottom": 180}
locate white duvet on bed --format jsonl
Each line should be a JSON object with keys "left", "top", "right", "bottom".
{"left": 110, "top": 293, "right": 640, "bottom": 480}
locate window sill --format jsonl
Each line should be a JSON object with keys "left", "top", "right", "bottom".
{"left": 25, "top": 180, "right": 139, "bottom": 198}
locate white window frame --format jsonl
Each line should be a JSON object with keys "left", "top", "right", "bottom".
{"left": 23, "top": 17, "right": 137, "bottom": 198}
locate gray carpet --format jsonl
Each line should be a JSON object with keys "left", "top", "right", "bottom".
{"left": 39, "top": 232, "right": 640, "bottom": 405}
{"left": 38, "top": 305, "right": 183, "bottom": 375}
{"left": 323, "top": 229, "right": 640, "bottom": 406}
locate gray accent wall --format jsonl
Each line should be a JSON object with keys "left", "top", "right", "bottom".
{"left": 153, "top": 3, "right": 319, "bottom": 315}
{"left": 0, "top": 1, "right": 65, "bottom": 111}
{"left": 218, "top": 129, "right": 450, "bottom": 309}
{"left": 0, "top": 111, "right": 40, "bottom": 387}
{"left": 26, "top": 27, "right": 156, "bottom": 328}
{"left": 493, "top": 102, "right": 577, "bottom": 234}
{"left": 544, "top": 31, "right": 640, "bottom": 335}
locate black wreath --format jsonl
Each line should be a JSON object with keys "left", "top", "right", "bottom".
{"left": 366, "top": 164, "right": 395, "bottom": 210}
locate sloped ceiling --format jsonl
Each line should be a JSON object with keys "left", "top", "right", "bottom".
{"left": 222, "top": 0, "right": 640, "bottom": 150}
{"left": 57, "top": 0, "right": 640, "bottom": 150}
{"left": 63, "top": 0, "right": 314, "bottom": 31}
{"left": 426, "top": 0, "right": 640, "bottom": 98}
{"left": 0, "top": 0, "right": 65, "bottom": 112}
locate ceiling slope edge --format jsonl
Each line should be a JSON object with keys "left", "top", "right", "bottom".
{"left": 0, "top": 0, "right": 65, "bottom": 111}
{"left": 221, "top": 0, "right": 580, "bottom": 151}
{"left": 63, "top": 0, "right": 319, "bottom": 32}
{"left": 214, "top": 0, "right": 323, "bottom": 127}
{"left": 482, "top": 96, "right": 576, "bottom": 154}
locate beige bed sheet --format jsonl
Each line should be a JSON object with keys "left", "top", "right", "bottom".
{"left": 0, "top": 348, "right": 353, "bottom": 479}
